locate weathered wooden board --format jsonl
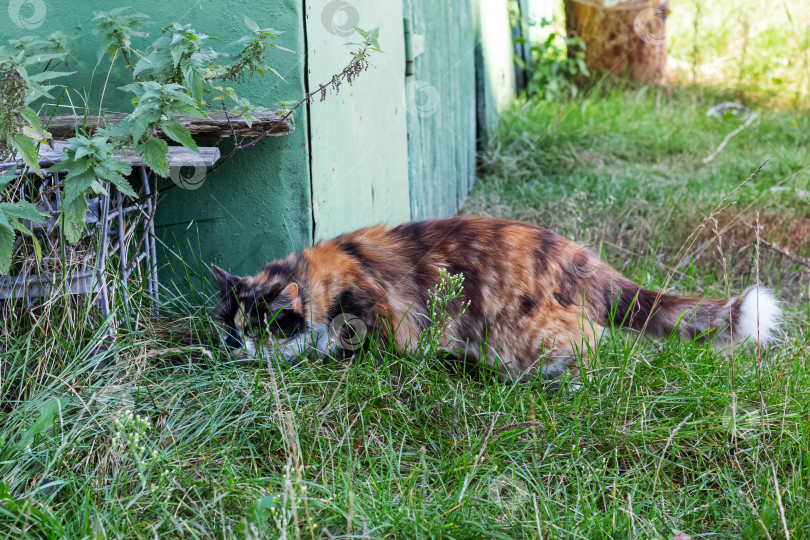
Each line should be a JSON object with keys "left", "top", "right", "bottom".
{"left": 14, "top": 141, "right": 220, "bottom": 168}
{"left": 473, "top": 0, "right": 518, "bottom": 145}
{"left": 42, "top": 109, "right": 293, "bottom": 139}
{"left": 405, "top": 0, "right": 477, "bottom": 220}
{"left": 306, "top": 0, "right": 411, "bottom": 241}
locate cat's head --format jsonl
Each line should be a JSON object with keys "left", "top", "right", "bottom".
{"left": 212, "top": 263, "right": 307, "bottom": 355}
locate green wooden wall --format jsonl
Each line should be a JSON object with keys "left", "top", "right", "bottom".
{"left": 0, "top": 0, "right": 312, "bottom": 298}
{"left": 154, "top": 2, "right": 312, "bottom": 293}
{"left": 1, "top": 0, "right": 520, "bottom": 303}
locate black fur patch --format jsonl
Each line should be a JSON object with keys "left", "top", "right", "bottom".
{"left": 391, "top": 220, "right": 435, "bottom": 326}
{"left": 607, "top": 279, "right": 665, "bottom": 331}
{"left": 338, "top": 241, "right": 375, "bottom": 272}
{"left": 223, "top": 328, "right": 242, "bottom": 349}
{"left": 269, "top": 309, "right": 306, "bottom": 338}
{"left": 534, "top": 229, "right": 557, "bottom": 276}
{"left": 519, "top": 294, "right": 539, "bottom": 315}
{"left": 326, "top": 288, "right": 374, "bottom": 324}
{"left": 244, "top": 289, "right": 304, "bottom": 339}
{"left": 392, "top": 220, "right": 428, "bottom": 245}
{"left": 262, "top": 259, "right": 303, "bottom": 283}
{"left": 337, "top": 240, "right": 399, "bottom": 284}
{"left": 325, "top": 287, "right": 378, "bottom": 351}
{"left": 553, "top": 270, "right": 579, "bottom": 308}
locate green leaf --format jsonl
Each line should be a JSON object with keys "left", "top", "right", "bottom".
{"left": 136, "top": 137, "right": 169, "bottom": 177}
{"left": 160, "top": 119, "right": 198, "bottom": 152}
{"left": 0, "top": 225, "right": 13, "bottom": 275}
{"left": 10, "top": 135, "right": 41, "bottom": 176}
{"left": 9, "top": 220, "right": 41, "bottom": 261}
{"left": 26, "top": 70, "right": 76, "bottom": 83}
{"left": 266, "top": 66, "right": 284, "bottom": 81}
{"left": 0, "top": 201, "right": 47, "bottom": 223}
{"left": 0, "top": 207, "right": 10, "bottom": 231}
{"left": 20, "top": 108, "right": 43, "bottom": 135}
{"left": 129, "top": 110, "right": 160, "bottom": 144}
{"left": 60, "top": 193, "right": 89, "bottom": 243}
{"left": 53, "top": 154, "right": 91, "bottom": 177}
{"left": 94, "top": 159, "right": 136, "bottom": 196}
{"left": 98, "top": 156, "right": 132, "bottom": 176}
{"left": 89, "top": 135, "right": 115, "bottom": 154}
{"left": 9, "top": 220, "right": 32, "bottom": 236}
{"left": 134, "top": 50, "right": 172, "bottom": 77}
{"left": 164, "top": 88, "right": 206, "bottom": 115}
{"left": 30, "top": 398, "right": 68, "bottom": 435}
{"left": 119, "top": 82, "right": 150, "bottom": 96}
{"left": 181, "top": 62, "right": 204, "bottom": 102}
{"left": 0, "top": 170, "right": 13, "bottom": 191}
{"left": 72, "top": 144, "right": 92, "bottom": 161}
{"left": 169, "top": 42, "right": 184, "bottom": 68}
{"left": 32, "top": 234, "right": 42, "bottom": 262}
{"left": 62, "top": 171, "right": 97, "bottom": 207}
{"left": 270, "top": 44, "right": 294, "bottom": 54}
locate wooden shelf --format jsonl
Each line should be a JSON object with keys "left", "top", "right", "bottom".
{"left": 43, "top": 108, "right": 294, "bottom": 140}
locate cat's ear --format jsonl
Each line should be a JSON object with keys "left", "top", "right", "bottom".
{"left": 212, "top": 264, "right": 241, "bottom": 291}
{"left": 281, "top": 282, "right": 298, "bottom": 298}
{"left": 281, "top": 282, "right": 303, "bottom": 313}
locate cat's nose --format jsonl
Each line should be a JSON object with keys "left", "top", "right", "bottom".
{"left": 224, "top": 333, "right": 243, "bottom": 350}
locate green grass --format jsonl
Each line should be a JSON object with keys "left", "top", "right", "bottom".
{"left": 667, "top": 0, "right": 810, "bottom": 108}
{"left": 2, "top": 85, "right": 809, "bottom": 539}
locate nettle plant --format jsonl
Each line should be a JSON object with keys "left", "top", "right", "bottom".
{"left": 0, "top": 7, "right": 380, "bottom": 274}
{"left": 515, "top": 18, "right": 589, "bottom": 101}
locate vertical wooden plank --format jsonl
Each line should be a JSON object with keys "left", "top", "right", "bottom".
{"left": 473, "top": 0, "right": 518, "bottom": 146}
{"left": 405, "top": 0, "right": 477, "bottom": 220}
{"left": 513, "top": 0, "right": 533, "bottom": 92}
{"left": 306, "top": 0, "right": 411, "bottom": 241}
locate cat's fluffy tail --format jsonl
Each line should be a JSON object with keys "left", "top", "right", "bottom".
{"left": 606, "top": 277, "right": 781, "bottom": 345}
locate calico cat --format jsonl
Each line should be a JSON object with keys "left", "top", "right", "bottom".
{"left": 213, "top": 216, "right": 780, "bottom": 381}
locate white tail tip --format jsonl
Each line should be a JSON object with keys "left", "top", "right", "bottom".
{"left": 736, "top": 287, "right": 781, "bottom": 345}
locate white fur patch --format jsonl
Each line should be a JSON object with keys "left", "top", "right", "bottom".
{"left": 245, "top": 322, "right": 334, "bottom": 365}
{"left": 243, "top": 337, "right": 257, "bottom": 356}
{"left": 736, "top": 287, "right": 781, "bottom": 345}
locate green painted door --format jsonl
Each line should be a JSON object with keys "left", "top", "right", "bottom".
{"left": 305, "top": 0, "right": 411, "bottom": 241}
